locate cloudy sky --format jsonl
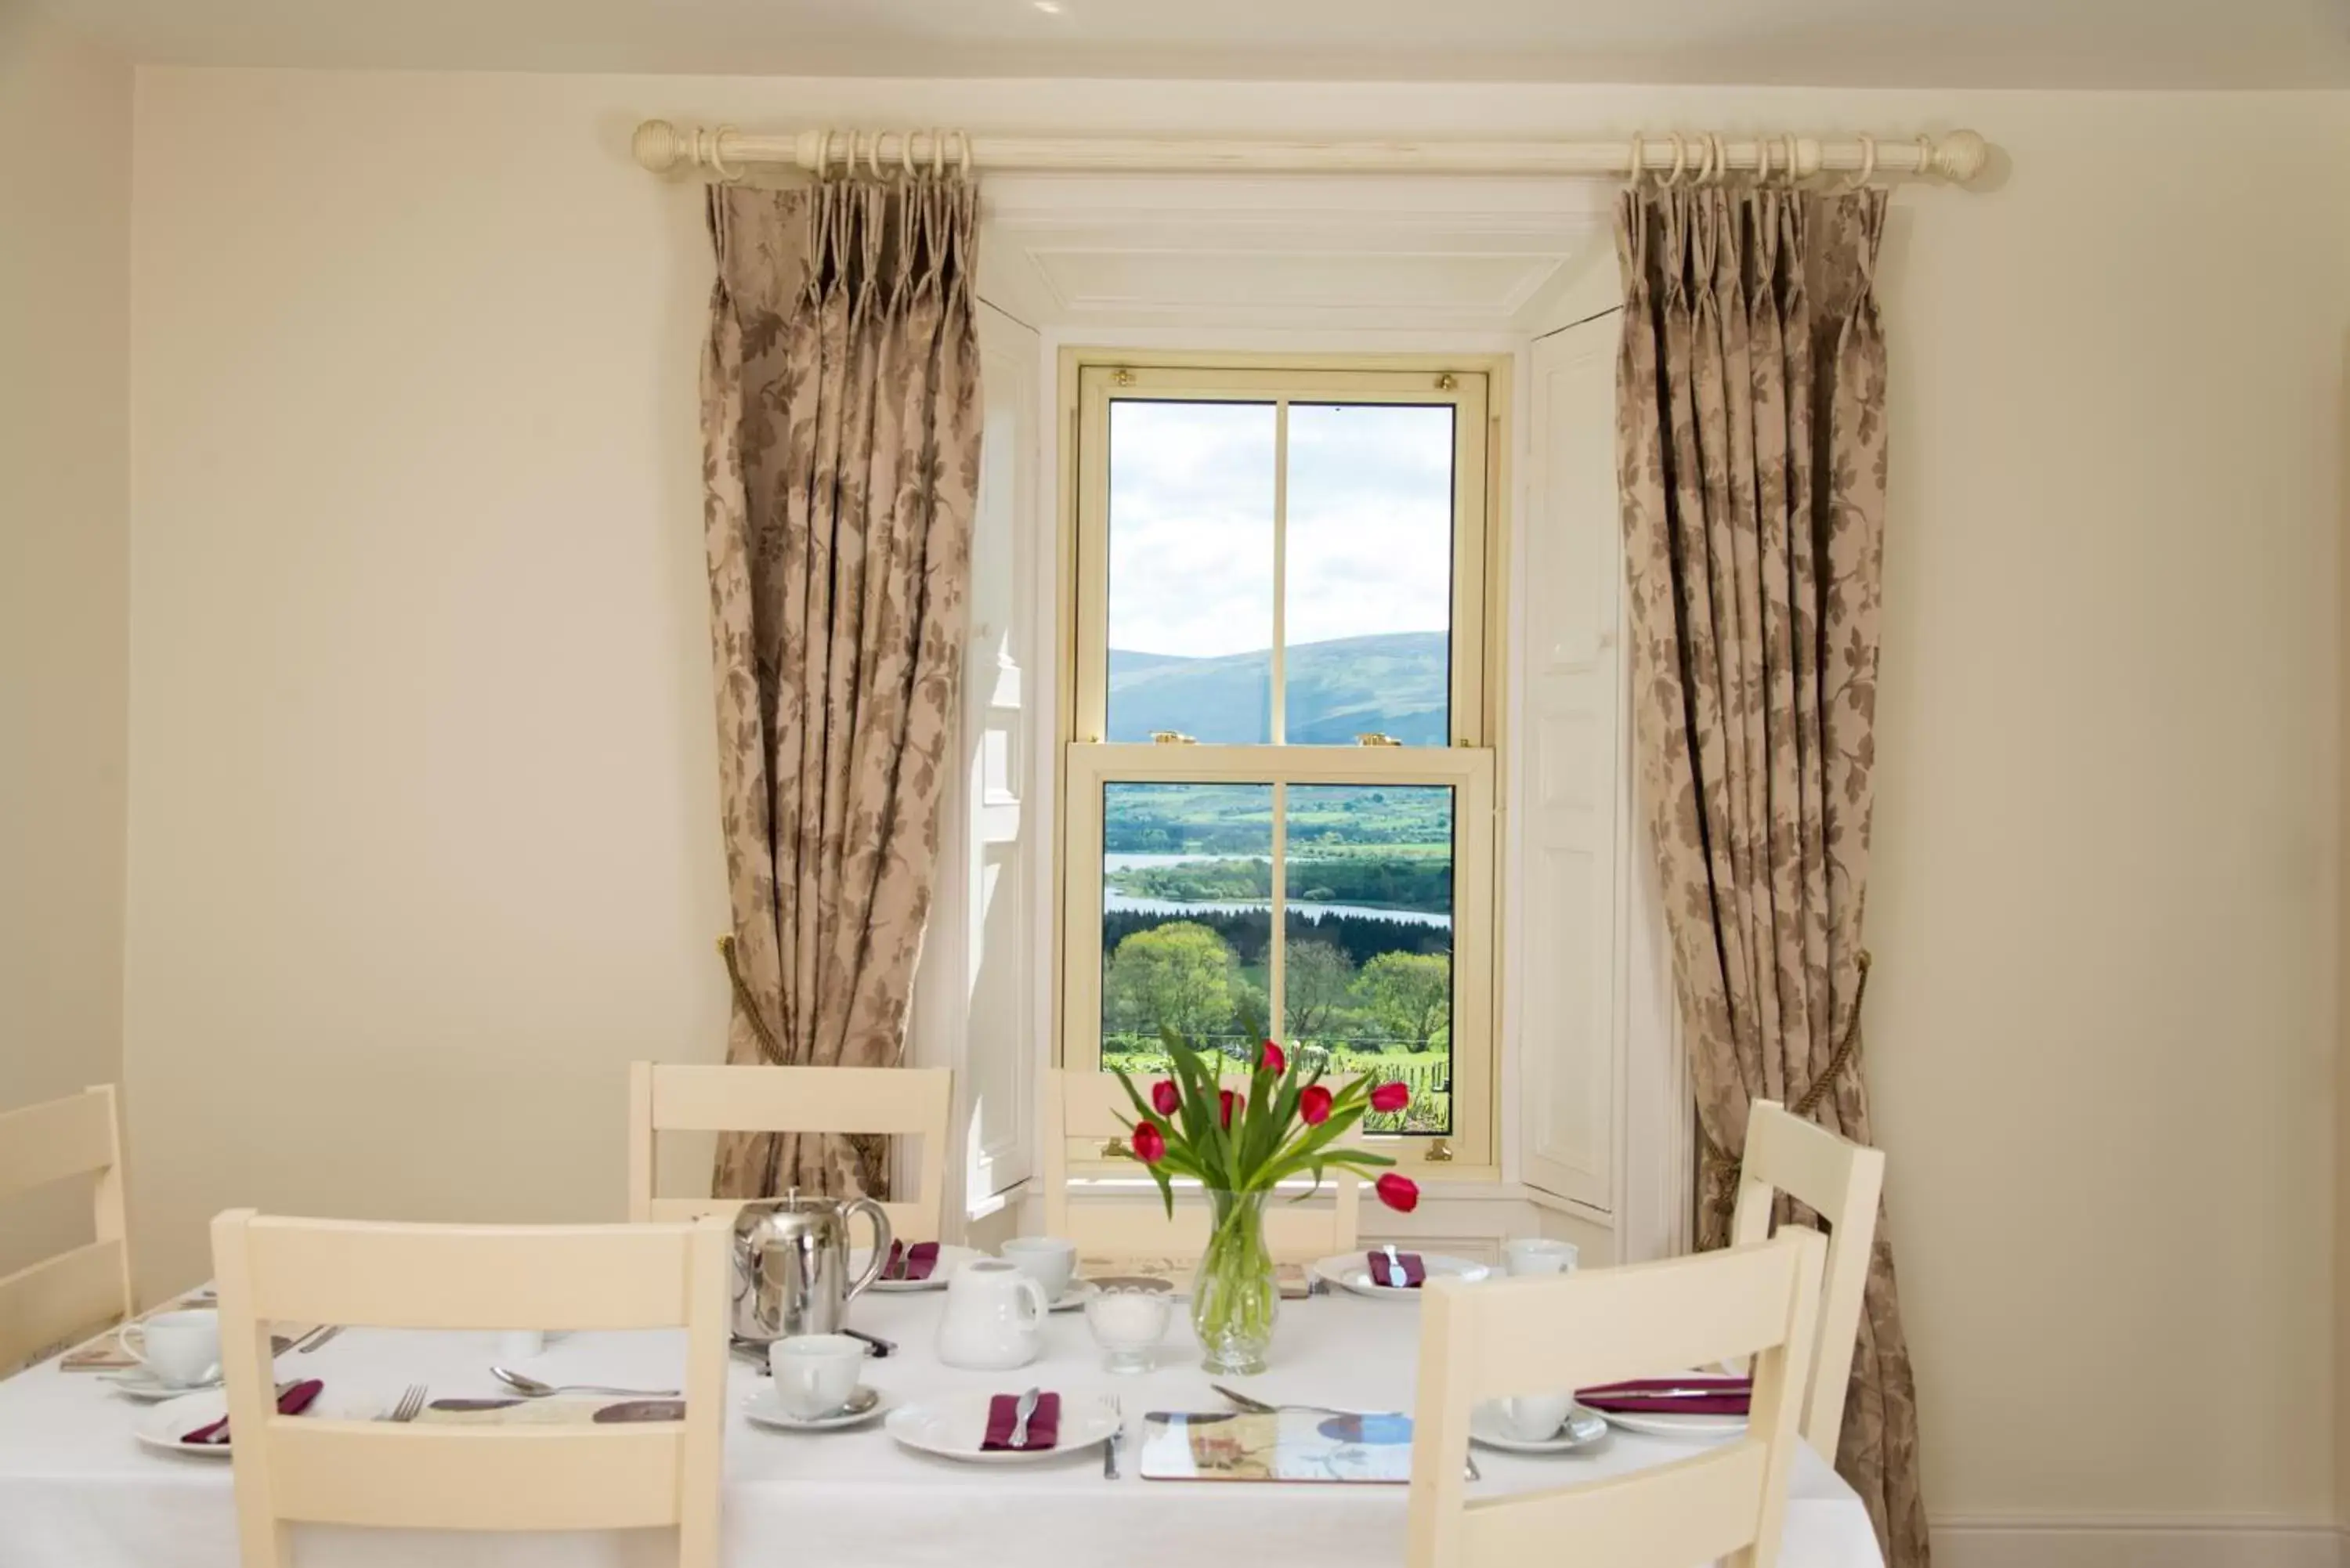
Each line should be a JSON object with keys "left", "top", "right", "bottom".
{"left": 1106, "top": 400, "right": 1455, "bottom": 658}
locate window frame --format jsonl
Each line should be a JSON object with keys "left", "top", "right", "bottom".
{"left": 1054, "top": 354, "right": 1505, "bottom": 1172}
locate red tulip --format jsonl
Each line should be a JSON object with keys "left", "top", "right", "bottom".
{"left": 1260, "top": 1039, "right": 1286, "bottom": 1075}
{"left": 1219, "top": 1088, "right": 1237, "bottom": 1129}
{"left": 1298, "top": 1085, "right": 1333, "bottom": 1125}
{"left": 1375, "top": 1172, "right": 1420, "bottom": 1213}
{"left": 1368, "top": 1081, "right": 1410, "bottom": 1113}
{"left": 1151, "top": 1078, "right": 1180, "bottom": 1116}
{"left": 1131, "top": 1122, "right": 1166, "bottom": 1164}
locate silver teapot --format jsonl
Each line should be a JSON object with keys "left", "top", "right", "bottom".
{"left": 730, "top": 1190, "right": 892, "bottom": 1345}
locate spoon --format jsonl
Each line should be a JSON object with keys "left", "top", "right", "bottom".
{"left": 490, "top": 1367, "right": 679, "bottom": 1399}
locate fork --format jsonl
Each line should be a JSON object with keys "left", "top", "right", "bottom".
{"left": 379, "top": 1384, "right": 428, "bottom": 1423}
{"left": 1101, "top": 1395, "right": 1123, "bottom": 1480}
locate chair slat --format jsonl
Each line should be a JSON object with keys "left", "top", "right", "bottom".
{"left": 1455, "top": 1241, "right": 1811, "bottom": 1403}
{"left": 0, "top": 1237, "right": 128, "bottom": 1371}
{"left": 628, "top": 1063, "right": 952, "bottom": 1242}
{"left": 1729, "top": 1100, "right": 1886, "bottom": 1459}
{"left": 269, "top": 1424, "right": 685, "bottom": 1530}
{"left": 237, "top": 1218, "right": 698, "bottom": 1331}
{"left": 1460, "top": 1441, "right": 1770, "bottom": 1567}
{"left": 0, "top": 1087, "right": 117, "bottom": 1203}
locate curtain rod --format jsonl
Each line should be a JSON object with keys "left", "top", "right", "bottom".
{"left": 631, "top": 121, "right": 1990, "bottom": 185}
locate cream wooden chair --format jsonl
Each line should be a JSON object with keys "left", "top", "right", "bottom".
{"left": 1039, "top": 1068, "right": 1361, "bottom": 1263}
{"left": 628, "top": 1062, "right": 955, "bottom": 1242}
{"left": 0, "top": 1085, "right": 134, "bottom": 1373}
{"left": 212, "top": 1210, "right": 732, "bottom": 1568}
{"left": 1729, "top": 1097, "right": 1886, "bottom": 1461}
{"left": 1407, "top": 1229, "right": 1828, "bottom": 1568}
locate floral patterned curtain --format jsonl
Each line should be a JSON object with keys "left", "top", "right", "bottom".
{"left": 697, "top": 175, "right": 981, "bottom": 1203}
{"left": 1614, "top": 185, "right": 1929, "bottom": 1566}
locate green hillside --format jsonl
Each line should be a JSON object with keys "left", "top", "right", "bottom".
{"left": 1106, "top": 630, "right": 1447, "bottom": 745}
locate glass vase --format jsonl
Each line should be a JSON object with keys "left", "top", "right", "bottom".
{"left": 1191, "top": 1188, "right": 1278, "bottom": 1375}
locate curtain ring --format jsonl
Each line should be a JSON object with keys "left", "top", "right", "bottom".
{"left": 1754, "top": 136, "right": 1772, "bottom": 184}
{"left": 1780, "top": 133, "right": 1797, "bottom": 186}
{"left": 865, "top": 130, "right": 883, "bottom": 182}
{"left": 1706, "top": 132, "right": 1726, "bottom": 186}
{"left": 930, "top": 126, "right": 945, "bottom": 177}
{"left": 900, "top": 128, "right": 917, "bottom": 179}
{"left": 1627, "top": 130, "right": 1646, "bottom": 187}
{"left": 1842, "top": 134, "right": 1877, "bottom": 191}
{"left": 707, "top": 124, "right": 744, "bottom": 183}
{"left": 956, "top": 128, "right": 972, "bottom": 179}
{"left": 1661, "top": 132, "right": 1687, "bottom": 186}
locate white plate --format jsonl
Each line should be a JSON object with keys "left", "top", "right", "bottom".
{"left": 855, "top": 1244, "right": 982, "bottom": 1292}
{"left": 1590, "top": 1406, "right": 1748, "bottom": 1441}
{"left": 1309, "top": 1252, "right": 1491, "bottom": 1299}
{"left": 103, "top": 1369, "right": 222, "bottom": 1404}
{"left": 884, "top": 1393, "right": 1121, "bottom": 1464}
{"left": 743, "top": 1385, "right": 889, "bottom": 1433}
{"left": 131, "top": 1385, "right": 383, "bottom": 1457}
{"left": 1469, "top": 1400, "right": 1610, "bottom": 1454}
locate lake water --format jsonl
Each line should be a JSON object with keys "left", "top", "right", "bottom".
{"left": 1102, "top": 851, "right": 1450, "bottom": 929}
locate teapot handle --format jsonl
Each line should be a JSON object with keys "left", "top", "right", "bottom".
{"left": 844, "top": 1196, "right": 893, "bottom": 1304}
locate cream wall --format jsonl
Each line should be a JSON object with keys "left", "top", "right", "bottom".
{"left": 0, "top": 3, "right": 129, "bottom": 1281}
{"left": 123, "top": 69, "right": 2349, "bottom": 1536}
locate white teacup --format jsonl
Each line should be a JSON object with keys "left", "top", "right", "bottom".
{"left": 999, "top": 1236, "right": 1077, "bottom": 1302}
{"left": 1504, "top": 1238, "right": 1580, "bottom": 1278}
{"left": 121, "top": 1309, "right": 221, "bottom": 1389}
{"left": 1504, "top": 1392, "right": 1575, "bottom": 1441}
{"left": 769, "top": 1333, "right": 864, "bottom": 1420}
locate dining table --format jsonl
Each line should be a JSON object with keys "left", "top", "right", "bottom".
{"left": 0, "top": 1281, "right": 1885, "bottom": 1568}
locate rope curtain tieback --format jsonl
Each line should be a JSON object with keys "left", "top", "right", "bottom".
{"left": 716, "top": 934, "right": 786, "bottom": 1065}
{"left": 1697, "top": 950, "right": 1875, "bottom": 1224}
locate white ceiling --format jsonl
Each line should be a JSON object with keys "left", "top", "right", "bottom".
{"left": 36, "top": 0, "right": 2350, "bottom": 86}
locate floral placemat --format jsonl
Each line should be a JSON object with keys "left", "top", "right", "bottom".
{"left": 1137, "top": 1410, "right": 1412, "bottom": 1483}
{"left": 56, "top": 1289, "right": 313, "bottom": 1372}
{"left": 1077, "top": 1256, "right": 1313, "bottom": 1300}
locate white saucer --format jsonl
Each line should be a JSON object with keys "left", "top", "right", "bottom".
{"left": 1309, "top": 1252, "right": 1491, "bottom": 1299}
{"left": 885, "top": 1393, "right": 1120, "bottom": 1464}
{"left": 1469, "top": 1400, "right": 1610, "bottom": 1453}
{"left": 104, "top": 1368, "right": 222, "bottom": 1404}
{"left": 131, "top": 1385, "right": 381, "bottom": 1457}
{"left": 1591, "top": 1405, "right": 1748, "bottom": 1441}
{"left": 743, "top": 1384, "right": 888, "bottom": 1433}
{"left": 1047, "top": 1284, "right": 1090, "bottom": 1313}
{"left": 855, "top": 1244, "right": 982, "bottom": 1292}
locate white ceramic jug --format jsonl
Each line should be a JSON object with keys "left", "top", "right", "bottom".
{"left": 935, "top": 1259, "right": 1047, "bottom": 1370}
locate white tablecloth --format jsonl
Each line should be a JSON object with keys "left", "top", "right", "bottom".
{"left": 0, "top": 1289, "right": 1882, "bottom": 1568}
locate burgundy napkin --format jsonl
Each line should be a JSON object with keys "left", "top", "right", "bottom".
{"left": 1367, "top": 1249, "right": 1426, "bottom": 1288}
{"left": 884, "top": 1241, "right": 940, "bottom": 1282}
{"left": 1575, "top": 1377, "right": 1751, "bottom": 1417}
{"left": 980, "top": 1392, "right": 1060, "bottom": 1451}
{"left": 183, "top": 1378, "right": 324, "bottom": 1445}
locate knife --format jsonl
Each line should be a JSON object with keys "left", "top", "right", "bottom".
{"left": 1008, "top": 1386, "right": 1041, "bottom": 1450}
{"left": 843, "top": 1328, "right": 894, "bottom": 1359}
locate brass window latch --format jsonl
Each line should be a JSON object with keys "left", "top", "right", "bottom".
{"left": 1100, "top": 1137, "right": 1126, "bottom": 1158}
{"left": 1150, "top": 730, "right": 1198, "bottom": 745}
{"left": 1424, "top": 1138, "right": 1455, "bottom": 1163}
{"left": 1354, "top": 732, "right": 1402, "bottom": 747}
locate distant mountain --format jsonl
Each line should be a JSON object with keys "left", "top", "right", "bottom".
{"left": 1106, "top": 630, "right": 1448, "bottom": 746}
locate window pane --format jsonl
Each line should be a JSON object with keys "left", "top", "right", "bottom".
{"left": 1101, "top": 782, "right": 1274, "bottom": 1071}
{"left": 1284, "top": 784, "right": 1454, "bottom": 1134}
{"left": 1284, "top": 404, "right": 1454, "bottom": 746}
{"left": 1105, "top": 401, "right": 1274, "bottom": 745}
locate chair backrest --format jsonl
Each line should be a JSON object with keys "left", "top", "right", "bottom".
{"left": 1728, "top": 1098, "right": 1885, "bottom": 1460}
{"left": 627, "top": 1063, "right": 954, "bottom": 1242}
{"left": 1406, "top": 1230, "right": 1827, "bottom": 1568}
{"left": 211, "top": 1210, "right": 732, "bottom": 1568}
{"left": 1038, "top": 1069, "right": 1361, "bottom": 1263}
{"left": 0, "top": 1085, "right": 133, "bottom": 1371}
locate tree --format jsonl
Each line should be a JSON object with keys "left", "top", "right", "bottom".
{"left": 1104, "top": 921, "right": 1238, "bottom": 1043}
{"left": 1283, "top": 939, "right": 1355, "bottom": 1039}
{"left": 1355, "top": 950, "right": 1451, "bottom": 1052}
